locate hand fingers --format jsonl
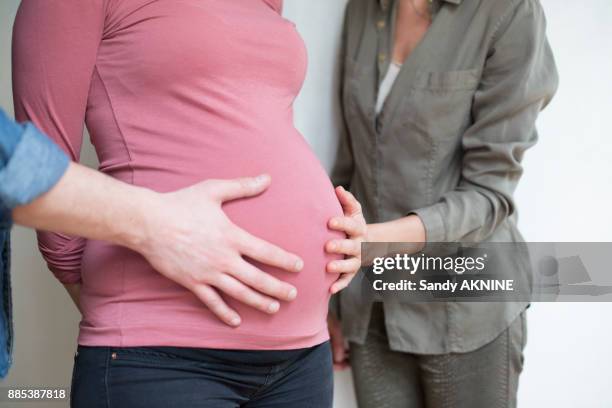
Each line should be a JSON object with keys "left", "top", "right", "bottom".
{"left": 331, "top": 339, "right": 347, "bottom": 365}
{"left": 335, "top": 186, "right": 362, "bottom": 216}
{"left": 192, "top": 284, "right": 241, "bottom": 327}
{"left": 333, "top": 361, "right": 351, "bottom": 371}
{"left": 328, "top": 216, "right": 365, "bottom": 237}
{"left": 330, "top": 273, "right": 356, "bottom": 294}
{"left": 227, "top": 259, "right": 298, "bottom": 302}
{"left": 233, "top": 227, "right": 304, "bottom": 273}
{"left": 329, "top": 319, "right": 348, "bottom": 366}
{"left": 213, "top": 274, "right": 283, "bottom": 315}
{"left": 326, "top": 239, "right": 361, "bottom": 257}
{"left": 208, "top": 174, "right": 271, "bottom": 202}
{"left": 327, "top": 257, "right": 361, "bottom": 274}
{"left": 330, "top": 335, "right": 346, "bottom": 363}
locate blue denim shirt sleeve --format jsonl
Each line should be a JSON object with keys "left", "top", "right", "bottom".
{"left": 0, "top": 109, "right": 70, "bottom": 218}
{"left": 0, "top": 111, "right": 21, "bottom": 167}
{"left": 0, "top": 109, "right": 69, "bottom": 378}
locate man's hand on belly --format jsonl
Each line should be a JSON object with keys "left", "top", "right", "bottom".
{"left": 130, "top": 174, "right": 304, "bottom": 327}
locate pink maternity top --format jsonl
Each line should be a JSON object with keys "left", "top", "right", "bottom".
{"left": 13, "top": 0, "right": 344, "bottom": 349}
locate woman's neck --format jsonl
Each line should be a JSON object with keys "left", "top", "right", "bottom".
{"left": 392, "top": 0, "right": 432, "bottom": 65}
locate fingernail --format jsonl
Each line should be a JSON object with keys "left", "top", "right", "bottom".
{"left": 294, "top": 259, "right": 304, "bottom": 271}
{"left": 267, "top": 302, "right": 280, "bottom": 314}
{"left": 330, "top": 219, "right": 338, "bottom": 227}
{"left": 256, "top": 174, "right": 269, "bottom": 183}
{"left": 328, "top": 242, "right": 336, "bottom": 251}
{"left": 230, "top": 316, "right": 241, "bottom": 326}
{"left": 287, "top": 288, "right": 298, "bottom": 300}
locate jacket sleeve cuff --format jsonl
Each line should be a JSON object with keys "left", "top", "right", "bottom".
{"left": 410, "top": 204, "right": 447, "bottom": 243}
{"left": 0, "top": 123, "right": 69, "bottom": 211}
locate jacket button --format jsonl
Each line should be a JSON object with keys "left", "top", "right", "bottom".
{"left": 377, "top": 20, "right": 386, "bottom": 30}
{"left": 111, "top": 352, "right": 117, "bottom": 360}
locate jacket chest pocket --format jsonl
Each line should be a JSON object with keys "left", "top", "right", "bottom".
{"left": 398, "top": 69, "right": 480, "bottom": 143}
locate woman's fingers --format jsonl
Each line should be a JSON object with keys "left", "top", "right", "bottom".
{"left": 192, "top": 284, "right": 242, "bottom": 327}
{"left": 327, "top": 257, "right": 361, "bottom": 274}
{"left": 325, "top": 187, "right": 366, "bottom": 295}
{"left": 212, "top": 274, "right": 282, "bottom": 315}
{"left": 328, "top": 215, "right": 366, "bottom": 237}
{"left": 227, "top": 259, "right": 298, "bottom": 302}
{"left": 326, "top": 239, "right": 361, "bottom": 257}
{"left": 335, "top": 186, "right": 362, "bottom": 216}
{"left": 330, "top": 272, "right": 356, "bottom": 294}
{"left": 326, "top": 255, "right": 361, "bottom": 293}
{"left": 328, "top": 314, "right": 350, "bottom": 370}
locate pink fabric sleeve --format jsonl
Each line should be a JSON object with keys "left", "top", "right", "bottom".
{"left": 12, "top": 0, "right": 106, "bottom": 284}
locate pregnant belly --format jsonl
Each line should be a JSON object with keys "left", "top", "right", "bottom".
{"left": 80, "top": 128, "right": 344, "bottom": 343}
{"left": 220, "top": 144, "right": 345, "bottom": 335}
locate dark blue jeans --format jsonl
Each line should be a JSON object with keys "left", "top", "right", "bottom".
{"left": 70, "top": 341, "right": 333, "bottom": 408}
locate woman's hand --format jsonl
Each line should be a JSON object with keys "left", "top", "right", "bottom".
{"left": 325, "top": 186, "right": 367, "bottom": 294}
{"left": 328, "top": 313, "right": 350, "bottom": 370}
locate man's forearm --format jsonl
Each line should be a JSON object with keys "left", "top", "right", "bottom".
{"left": 12, "top": 162, "right": 153, "bottom": 252}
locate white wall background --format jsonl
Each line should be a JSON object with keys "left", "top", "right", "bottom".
{"left": 1, "top": 1, "right": 611, "bottom": 407}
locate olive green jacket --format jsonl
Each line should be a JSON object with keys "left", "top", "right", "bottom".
{"left": 331, "top": 0, "right": 558, "bottom": 353}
